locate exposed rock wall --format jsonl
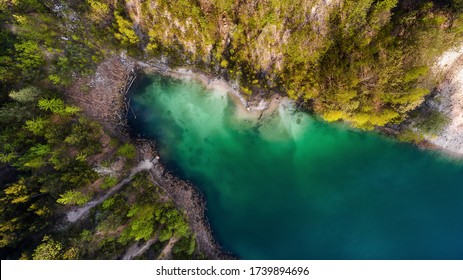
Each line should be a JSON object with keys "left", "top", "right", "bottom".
{"left": 124, "top": 0, "right": 341, "bottom": 72}
{"left": 428, "top": 46, "right": 463, "bottom": 155}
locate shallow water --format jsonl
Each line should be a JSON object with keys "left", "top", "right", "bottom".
{"left": 129, "top": 74, "right": 463, "bottom": 260}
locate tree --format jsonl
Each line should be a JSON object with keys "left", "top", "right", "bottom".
{"left": 156, "top": 207, "right": 190, "bottom": 241}
{"left": 56, "top": 190, "right": 91, "bottom": 206}
{"left": 38, "top": 98, "right": 65, "bottom": 113}
{"left": 0, "top": 152, "right": 16, "bottom": 163}
{"left": 3, "top": 179, "right": 30, "bottom": 204}
{"left": 120, "top": 204, "right": 156, "bottom": 242}
{"left": 173, "top": 235, "right": 196, "bottom": 257}
{"left": 114, "top": 12, "right": 139, "bottom": 46}
{"left": 63, "top": 246, "right": 80, "bottom": 259}
{"left": 25, "top": 117, "right": 48, "bottom": 135}
{"left": 14, "top": 40, "right": 44, "bottom": 80}
{"left": 117, "top": 143, "right": 136, "bottom": 159}
{"left": 0, "top": 177, "right": 49, "bottom": 248}
{"left": 38, "top": 98, "right": 80, "bottom": 116}
{"left": 9, "top": 86, "right": 41, "bottom": 103}
{"left": 32, "top": 236, "right": 63, "bottom": 260}
{"left": 87, "top": 0, "right": 111, "bottom": 23}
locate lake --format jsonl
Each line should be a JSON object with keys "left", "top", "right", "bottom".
{"left": 128, "top": 74, "right": 463, "bottom": 259}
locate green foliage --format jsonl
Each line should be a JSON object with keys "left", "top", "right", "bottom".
{"left": 87, "top": 0, "right": 111, "bottom": 23}
{"left": 18, "top": 144, "right": 51, "bottom": 169}
{"left": 3, "top": 179, "right": 30, "bottom": 204}
{"left": 220, "top": 59, "right": 228, "bottom": 68}
{"left": 32, "top": 236, "right": 63, "bottom": 260}
{"left": 1, "top": 170, "right": 51, "bottom": 248}
{"left": 130, "top": 172, "right": 153, "bottom": 190}
{"left": 62, "top": 246, "right": 80, "bottom": 260}
{"left": 117, "top": 143, "right": 136, "bottom": 159}
{"left": 9, "top": 86, "right": 41, "bottom": 103}
{"left": 241, "top": 87, "right": 252, "bottom": 96}
{"left": 415, "top": 110, "right": 450, "bottom": 134}
{"left": 0, "top": 152, "right": 16, "bottom": 163}
{"left": 118, "top": 200, "right": 191, "bottom": 245}
{"left": 156, "top": 207, "right": 191, "bottom": 242}
{"left": 404, "top": 67, "right": 429, "bottom": 83}
{"left": 25, "top": 117, "right": 48, "bottom": 135}
{"left": 102, "top": 196, "right": 116, "bottom": 209}
{"left": 173, "top": 235, "right": 196, "bottom": 258}
{"left": 38, "top": 98, "right": 64, "bottom": 112}
{"left": 76, "top": 151, "right": 87, "bottom": 162}
{"left": 101, "top": 176, "right": 117, "bottom": 190}
{"left": 1, "top": 0, "right": 461, "bottom": 260}
{"left": 0, "top": 90, "right": 100, "bottom": 252}
{"left": 301, "top": 0, "right": 463, "bottom": 129}
{"left": 56, "top": 190, "right": 92, "bottom": 206}
{"left": 14, "top": 40, "right": 44, "bottom": 80}
{"left": 120, "top": 204, "right": 156, "bottom": 242}
{"left": 50, "top": 42, "right": 100, "bottom": 85}
{"left": 48, "top": 74, "right": 62, "bottom": 85}
{"left": 114, "top": 12, "right": 139, "bottom": 46}
{"left": 64, "top": 117, "right": 102, "bottom": 154}
{"left": 397, "top": 128, "right": 424, "bottom": 143}
{"left": 38, "top": 98, "right": 80, "bottom": 116}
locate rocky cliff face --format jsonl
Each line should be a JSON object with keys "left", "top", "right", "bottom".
{"left": 124, "top": 0, "right": 342, "bottom": 71}
{"left": 120, "top": 0, "right": 463, "bottom": 133}
{"left": 428, "top": 46, "right": 463, "bottom": 155}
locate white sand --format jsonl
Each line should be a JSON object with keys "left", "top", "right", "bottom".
{"left": 142, "top": 63, "right": 283, "bottom": 121}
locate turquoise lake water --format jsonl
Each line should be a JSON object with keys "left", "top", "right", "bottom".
{"left": 128, "top": 74, "right": 463, "bottom": 260}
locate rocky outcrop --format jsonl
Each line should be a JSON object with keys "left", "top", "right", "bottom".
{"left": 137, "top": 140, "right": 227, "bottom": 259}
{"left": 66, "top": 55, "right": 228, "bottom": 259}
{"left": 427, "top": 46, "right": 463, "bottom": 155}
{"left": 124, "top": 0, "right": 341, "bottom": 71}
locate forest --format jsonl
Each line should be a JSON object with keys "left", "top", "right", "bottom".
{"left": 1, "top": 0, "right": 462, "bottom": 259}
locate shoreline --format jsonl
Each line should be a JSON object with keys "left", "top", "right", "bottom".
{"left": 139, "top": 57, "right": 463, "bottom": 159}
{"left": 417, "top": 141, "right": 463, "bottom": 160}
{"left": 125, "top": 62, "right": 284, "bottom": 259}
{"left": 426, "top": 47, "right": 463, "bottom": 155}
{"left": 139, "top": 61, "right": 282, "bottom": 120}
{"left": 127, "top": 69, "right": 237, "bottom": 259}
{"left": 66, "top": 54, "right": 232, "bottom": 259}
{"left": 132, "top": 139, "right": 234, "bottom": 259}
{"left": 66, "top": 51, "right": 463, "bottom": 259}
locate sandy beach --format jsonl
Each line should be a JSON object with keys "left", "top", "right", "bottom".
{"left": 140, "top": 62, "right": 283, "bottom": 121}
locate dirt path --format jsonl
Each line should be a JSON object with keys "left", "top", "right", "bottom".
{"left": 66, "top": 159, "right": 154, "bottom": 223}
{"left": 157, "top": 237, "right": 180, "bottom": 260}
{"left": 130, "top": 141, "right": 228, "bottom": 259}
{"left": 145, "top": 162, "right": 225, "bottom": 259}
{"left": 64, "top": 55, "right": 229, "bottom": 259}
{"left": 122, "top": 235, "right": 158, "bottom": 260}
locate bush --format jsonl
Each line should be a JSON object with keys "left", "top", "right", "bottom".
{"left": 117, "top": 143, "right": 137, "bottom": 159}
{"left": 101, "top": 176, "right": 118, "bottom": 190}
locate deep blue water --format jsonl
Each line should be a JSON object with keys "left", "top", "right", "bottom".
{"left": 129, "top": 74, "right": 463, "bottom": 259}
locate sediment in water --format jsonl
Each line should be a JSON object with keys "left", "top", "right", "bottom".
{"left": 66, "top": 54, "right": 243, "bottom": 259}
{"left": 65, "top": 50, "right": 463, "bottom": 259}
